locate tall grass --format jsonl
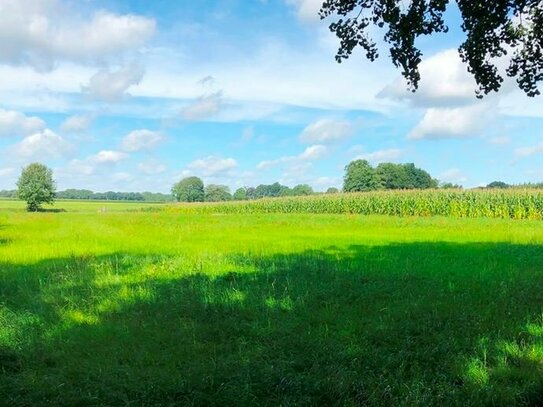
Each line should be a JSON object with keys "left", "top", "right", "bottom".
{"left": 173, "top": 189, "right": 543, "bottom": 220}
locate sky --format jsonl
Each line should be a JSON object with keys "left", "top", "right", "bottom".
{"left": 0, "top": 0, "right": 542, "bottom": 193}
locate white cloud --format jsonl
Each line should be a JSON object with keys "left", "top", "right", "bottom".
{"left": 63, "top": 149, "right": 128, "bottom": 176}
{"left": 299, "top": 144, "right": 327, "bottom": 160}
{"left": 285, "top": 0, "right": 323, "bottom": 22}
{"left": 11, "top": 129, "right": 72, "bottom": 159}
{"left": 299, "top": 119, "right": 352, "bottom": 144}
{"left": 0, "top": 1, "right": 155, "bottom": 69}
{"left": 0, "top": 109, "right": 45, "bottom": 137}
{"left": 439, "top": 168, "right": 468, "bottom": 184}
{"left": 187, "top": 156, "right": 238, "bottom": 177}
{"left": 180, "top": 91, "right": 223, "bottom": 121}
{"left": 60, "top": 114, "right": 93, "bottom": 133}
{"left": 121, "top": 129, "right": 164, "bottom": 152}
{"left": 408, "top": 104, "right": 493, "bottom": 140}
{"left": 379, "top": 49, "right": 478, "bottom": 107}
{"left": 514, "top": 143, "right": 543, "bottom": 158}
{"left": 91, "top": 150, "right": 128, "bottom": 164}
{"left": 82, "top": 63, "right": 145, "bottom": 102}
{"left": 0, "top": 167, "right": 15, "bottom": 177}
{"left": 258, "top": 144, "right": 328, "bottom": 170}
{"left": 355, "top": 148, "right": 403, "bottom": 164}
{"left": 137, "top": 160, "right": 167, "bottom": 175}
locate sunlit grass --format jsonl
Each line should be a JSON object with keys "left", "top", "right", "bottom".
{"left": 0, "top": 200, "right": 542, "bottom": 405}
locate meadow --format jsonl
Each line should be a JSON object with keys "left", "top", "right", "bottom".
{"left": 1, "top": 197, "right": 543, "bottom": 406}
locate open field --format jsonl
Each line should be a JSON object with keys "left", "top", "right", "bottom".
{"left": 1, "top": 200, "right": 543, "bottom": 406}
{"left": 0, "top": 199, "right": 165, "bottom": 213}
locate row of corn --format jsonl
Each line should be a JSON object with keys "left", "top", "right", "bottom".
{"left": 170, "top": 189, "right": 543, "bottom": 220}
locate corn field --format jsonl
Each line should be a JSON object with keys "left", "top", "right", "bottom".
{"left": 171, "top": 189, "right": 543, "bottom": 220}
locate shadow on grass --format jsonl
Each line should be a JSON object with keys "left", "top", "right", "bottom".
{"left": 0, "top": 242, "right": 542, "bottom": 406}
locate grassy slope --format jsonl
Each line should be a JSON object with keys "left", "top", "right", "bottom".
{"left": 0, "top": 202, "right": 542, "bottom": 406}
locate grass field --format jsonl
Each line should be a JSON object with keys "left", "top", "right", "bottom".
{"left": 1, "top": 199, "right": 543, "bottom": 406}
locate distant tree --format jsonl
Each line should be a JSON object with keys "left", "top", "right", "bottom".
{"left": 321, "top": 0, "right": 543, "bottom": 97}
{"left": 246, "top": 187, "right": 257, "bottom": 200}
{"left": 376, "top": 163, "right": 410, "bottom": 190}
{"left": 171, "top": 176, "right": 205, "bottom": 202}
{"left": 402, "top": 163, "right": 438, "bottom": 189}
{"left": 326, "top": 187, "right": 340, "bottom": 194}
{"left": 292, "top": 184, "right": 314, "bottom": 196}
{"left": 205, "top": 184, "right": 232, "bottom": 202}
{"left": 439, "top": 182, "right": 463, "bottom": 189}
{"left": 343, "top": 160, "right": 379, "bottom": 192}
{"left": 487, "top": 181, "right": 510, "bottom": 189}
{"left": 254, "top": 182, "right": 289, "bottom": 198}
{"left": 233, "top": 187, "right": 248, "bottom": 201}
{"left": 16, "top": 163, "right": 56, "bottom": 211}
{"left": 280, "top": 186, "right": 294, "bottom": 197}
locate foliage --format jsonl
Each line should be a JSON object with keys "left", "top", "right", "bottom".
{"left": 55, "top": 189, "right": 173, "bottom": 202}
{"left": 205, "top": 184, "right": 232, "bottom": 202}
{"left": 440, "top": 182, "right": 463, "bottom": 189}
{"left": 343, "top": 159, "right": 380, "bottom": 192}
{"left": 0, "top": 190, "right": 16, "bottom": 198}
{"left": 320, "top": 0, "right": 543, "bottom": 97}
{"left": 16, "top": 163, "right": 56, "bottom": 211}
{"left": 292, "top": 184, "right": 314, "bottom": 196}
{"left": 175, "top": 189, "right": 543, "bottom": 220}
{"left": 233, "top": 187, "right": 248, "bottom": 201}
{"left": 171, "top": 176, "right": 205, "bottom": 202}
{"left": 326, "top": 187, "right": 340, "bottom": 194}
{"left": 487, "top": 181, "right": 510, "bottom": 189}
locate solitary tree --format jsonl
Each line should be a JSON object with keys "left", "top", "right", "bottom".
{"left": 343, "top": 159, "right": 379, "bottom": 192}
{"left": 320, "top": 0, "right": 543, "bottom": 97}
{"left": 16, "top": 163, "right": 56, "bottom": 211}
{"left": 171, "top": 176, "right": 205, "bottom": 202}
{"left": 326, "top": 187, "right": 340, "bottom": 194}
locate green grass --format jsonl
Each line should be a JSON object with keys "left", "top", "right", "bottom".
{"left": 1, "top": 200, "right": 542, "bottom": 406}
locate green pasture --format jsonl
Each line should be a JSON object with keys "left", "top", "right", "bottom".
{"left": 0, "top": 200, "right": 542, "bottom": 405}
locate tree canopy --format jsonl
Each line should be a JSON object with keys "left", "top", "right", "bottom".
{"left": 16, "top": 163, "right": 56, "bottom": 211}
{"left": 320, "top": 0, "right": 543, "bottom": 97}
{"left": 172, "top": 177, "right": 205, "bottom": 202}
{"left": 344, "top": 160, "right": 437, "bottom": 192}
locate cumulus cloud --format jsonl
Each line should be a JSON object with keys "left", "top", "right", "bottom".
{"left": 11, "top": 129, "right": 72, "bottom": 159}
{"left": 121, "top": 129, "right": 164, "bottom": 152}
{"left": 0, "top": 109, "right": 45, "bottom": 137}
{"left": 408, "top": 104, "right": 494, "bottom": 140}
{"left": 514, "top": 143, "right": 543, "bottom": 158}
{"left": 379, "top": 49, "right": 478, "bottom": 108}
{"left": 0, "top": 0, "right": 155, "bottom": 70}
{"left": 299, "top": 119, "right": 352, "bottom": 144}
{"left": 187, "top": 156, "right": 238, "bottom": 177}
{"left": 355, "top": 148, "right": 403, "bottom": 164}
{"left": 82, "top": 63, "right": 145, "bottom": 102}
{"left": 63, "top": 149, "right": 128, "bottom": 176}
{"left": 181, "top": 91, "right": 223, "bottom": 121}
{"left": 257, "top": 144, "right": 328, "bottom": 170}
{"left": 91, "top": 150, "right": 128, "bottom": 164}
{"left": 60, "top": 114, "right": 94, "bottom": 133}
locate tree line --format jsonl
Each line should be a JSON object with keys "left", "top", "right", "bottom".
{"left": 171, "top": 160, "right": 443, "bottom": 202}
{"left": 0, "top": 188, "right": 173, "bottom": 202}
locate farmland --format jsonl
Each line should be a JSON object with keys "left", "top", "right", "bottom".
{"left": 1, "top": 195, "right": 543, "bottom": 406}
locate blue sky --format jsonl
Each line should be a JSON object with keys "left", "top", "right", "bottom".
{"left": 0, "top": 0, "right": 542, "bottom": 193}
